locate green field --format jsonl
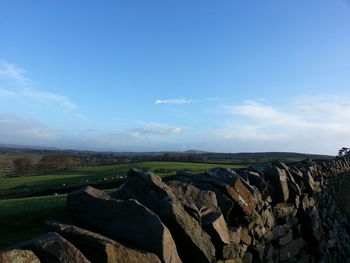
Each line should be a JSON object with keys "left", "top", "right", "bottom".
{"left": 0, "top": 161, "right": 247, "bottom": 249}
{"left": 0, "top": 195, "right": 69, "bottom": 249}
{"left": 0, "top": 161, "right": 246, "bottom": 199}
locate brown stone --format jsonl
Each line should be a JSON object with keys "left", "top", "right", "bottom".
{"left": 67, "top": 186, "right": 181, "bottom": 263}
{"left": 166, "top": 180, "right": 219, "bottom": 221}
{"left": 45, "top": 221, "right": 161, "bottom": 263}
{"left": 264, "top": 166, "right": 289, "bottom": 203}
{"left": 0, "top": 249, "right": 40, "bottom": 263}
{"left": 18, "top": 232, "right": 90, "bottom": 263}
{"left": 112, "top": 169, "right": 215, "bottom": 263}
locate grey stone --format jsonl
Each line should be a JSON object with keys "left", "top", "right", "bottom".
{"left": 67, "top": 186, "right": 181, "bottom": 263}
{"left": 279, "top": 238, "right": 306, "bottom": 261}
{"left": 112, "top": 169, "right": 215, "bottom": 263}
{"left": 17, "top": 232, "right": 90, "bottom": 263}
{"left": 44, "top": 221, "right": 161, "bottom": 263}
{"left": 264, "top": 167, "right": 289, "bottom": 203}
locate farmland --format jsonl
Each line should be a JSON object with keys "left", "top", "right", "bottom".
{"left": 0, "top": 161, "right": 247, "bottom": 249}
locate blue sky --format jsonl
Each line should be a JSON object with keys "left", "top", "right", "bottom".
{"left": 1, "top": 0, "right": 350, "bottom": 154}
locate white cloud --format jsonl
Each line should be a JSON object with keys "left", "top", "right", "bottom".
{"left": 0, "top": 114, "right": 61, "bottom": 143}
{"left": 154, "top": 98, "right": 192, "bottom": 104}
{"left": 128, "top": 122, "right": 183, "bottom": 136}
{"left": 0, "top": 61, "right": 28, "bottom": 84}
{"left": 0, "top": 114, "right": 185, "bottom": 151}
{"left": 0, "top": 60, "right": 79, "bottom": 112}
{"left": 218, "top": 97, "right": 350, "bottom": 154}
{"left": 76, "top": 113, "right": 88, "bottom": 120}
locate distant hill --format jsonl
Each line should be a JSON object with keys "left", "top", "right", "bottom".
{"left": 0, "top": 143, "right": 334, "bottom": 165}
{"left": 197, "top": 151, "right": 334, "bottom": 164}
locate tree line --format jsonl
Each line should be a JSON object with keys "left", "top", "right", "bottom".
{"left": 12, "top": 154, "right": 81, "bottom": 175}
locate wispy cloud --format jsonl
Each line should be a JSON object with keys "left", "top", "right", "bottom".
{"left": 0, "top": 60, "right": 80, "bottom": 113}
{"left": 128, "top": 122, "right": 183, "bottom": 135}
{"left": 0, "top": 114, "right": 60, "bottom": 142}
{"left": 216, "top": 97, "right": 350, "bottom": 153}
{"left": 154, "top": 98, "right": 192, "bottom": 104}
{"left": 0, "top": 114, "right": 185, "bottom": 151}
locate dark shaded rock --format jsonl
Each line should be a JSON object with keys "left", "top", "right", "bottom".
{"left": 279, "top": 238, "right": 306, "bottom": 262}
{"left": 67, "top": 186, "right": 181, "bottom": 263}
{"left": 279, "top": 231, "right": 293, "bottom": 246}
{"left": 201, "top": 212, "right": 230, "bottom": 259}
{"left": 246, "top": 172, "right": 270, "bottom": 200}
{"left": 112, "top": 169, "right": 215, "bottom": 263}
{"left": 242, "top": 252, "right": 253, "bottom": 263}
{"left": 272, "top": 224, "right": 290, "bottom": 240}
{"left": 202, "top": 212, "right": 230, "bottom": 245}
{"left": 263, "top": 167, "right": 289, "bottom": 203}
{"left": 205, "top": 167, "right": 237, "bottom": 180}
{"left": 44, "top": 221, "right": 161, "bottom": 263}
{"left": 17, "top": 232, "right": 90, "bottom": 263}
{"left": 0, "top": 249, "right": 40, "bottom": 263}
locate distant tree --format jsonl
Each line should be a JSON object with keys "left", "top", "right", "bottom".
{"left": 186, "top": 154, "right": 197, "bottom": 162}
{"left": 338, "top": 147, "right": 350, "bottom": 158}
{"left": 13, "top": 157, "right": 36, "bottom": 175}
{"left": 37, "top": 154, "right": 81, "bottom": 172}
{"left": 162, "top": 153, "right": 172, "bottom": 161}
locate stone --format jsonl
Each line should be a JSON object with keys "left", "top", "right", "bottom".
{"left": 173, "top": 171, "right": 257, "bottom": 217}
{"left": 112, "top": 169, "right": 215, "bottom": 263}
{"left": 263, "top": 167, "right": 289, "bottom": 203}
{"left": 202, "top": 212, "right": 230, "bottom": 245}
{"left": 205, "top": 167, "right": 237, "bottom": 180}
{"left": 182, "top": 180, "right": 235, "bottom": 222}
{"left": 242, "top": 252, "right": 253, "bottom": 263}
{"left": 44, "top": 221, "right": 161, "bottom": 263}
{"left": 240, "top": 228, "right": 252, "bottom": 245}
{"left": 67, "top": 186, "right": 181, "bottom": 263}
{"left": 273, "top": 203, "right": 296, "bottom": 219}
{"left": 272, "top": 224, "right": 290, "bottom": 239}
{"left": 166, "top": 180, "right": 219, "bottom": 221}
{"left": 246, "top": 172, "right": 270, "bottom": 200}
{"left": 222, "top": 243, "right": 240, "bottom": 261}
{"left": 279, "top": 231, "right": 293, "bottom": 246}
{"left": 279, "top": 238, "right": 306, "bottom": 262}
{"left": 0, "top": 249, "right": 40, "bottom": 263}
{"left": 261, "top": 209, "right": 275, "bottom": 229}
{"left": 17, "top": 232, "right": 90, "bottom": 263}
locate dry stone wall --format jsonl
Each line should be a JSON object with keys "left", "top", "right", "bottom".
{"left": 1, "top": 158, "right": 350, "bottom": 263}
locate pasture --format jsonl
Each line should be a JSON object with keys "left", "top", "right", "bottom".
{"left": 0, "top": 161, "right": 247, "bottom": 249}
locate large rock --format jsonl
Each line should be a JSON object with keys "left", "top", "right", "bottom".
{"left": 67, "top": 186, "right": 181, "bottom": 263}
{"left": 0, "top": 249, "right": 40, "bottom": 263}
{"left": 166, "top": 180, "right": 219, "bottom": 221}
{"left": 263, "top": 167, "right": 289, "bottom": 203}
{"left": 202, "top": 212, "right": 230, "bottom": 246}
{"left": 173, "top": 171, "right": 257, "bottom": 217}
{"left": 45, "top": 221, "right": 161, "bottom": 263}
{"left": 173, "top": 176, "right": 235, "bottom": 222}
{"left": 112, "top": 169, "right": 216, "bottom": 263}
{"left": 15, "top": 232, "right": 90, "bottom": 263}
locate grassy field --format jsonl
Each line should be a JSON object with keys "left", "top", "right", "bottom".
{"left": 0, "top": 194, "right": 70, "bottom": 249}
{"left": 0, "top": 161, "right": 246, "bottom": 199}
{"left": 0, "top": 161, "right": 247, "bottom": 249}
